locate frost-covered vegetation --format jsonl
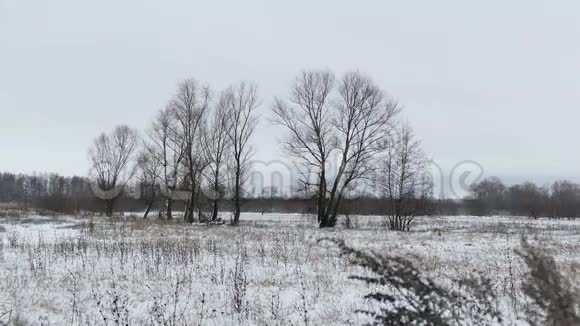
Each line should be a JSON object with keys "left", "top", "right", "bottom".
{"left": 1, "top": 210, "right": 579, "bottom": 325}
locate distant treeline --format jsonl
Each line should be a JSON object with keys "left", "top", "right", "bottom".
{"left": 0, "top": 172, "right": 99, "bottom": 213}
{"left": 0, "top": 172, "right": 579, "bottom": 218}
{"left": 0, "top": 171, "right": 432, "bottom": 216}
{"left": 465, "top": 176, "right": 580, "bottom": 218}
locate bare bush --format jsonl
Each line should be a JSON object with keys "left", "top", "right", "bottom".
{"left": 92, "top": 282, "right": 130, "bottom": 326}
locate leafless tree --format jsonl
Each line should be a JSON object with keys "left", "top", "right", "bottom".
{"left": 169, "top": 79, "right": 210, "bottom": 223}
{"left": 225, "top": 82, "right": 259, "bottom": 225}
{"left": 203, "top": 91, "right": 232, "bottom": 221}
{"left": 145, "top": 107, "right": 186, "bottom": 219}
{"left": 88, "top": 125, "right": 139, "bottom": 217}
{"left": 324, "top": 72, "right": 400, "bottom": 227}
{"left": 272, "top": 70, "right": 335, "bottom": 224}
{"left": 380, "top": 124, "right": 431, "bottom": 231}
{"left": 136, "top": 150, "right": 161, "bottom": 219}
{"left": 273, "top": 70, "right": 399, "bottom": 228}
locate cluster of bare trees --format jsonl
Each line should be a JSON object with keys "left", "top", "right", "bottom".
{"left": 273, "top": 70, "right": 430, "bottom": 229}
{"left": 88, "top": 79, "right": 258, "bottom": 224}
{"left": 84, "top": 69, "right": 432, "bottom": 229}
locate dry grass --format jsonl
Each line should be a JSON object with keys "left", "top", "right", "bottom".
{"left": 517, "top": 239, "right": 580, "bottom": 326}
{"left": 0, "top": 212, "right": 579, "bottom": 324}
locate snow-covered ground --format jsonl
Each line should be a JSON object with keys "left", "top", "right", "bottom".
{"left": 1, "top": 211, "right": 579, "bottom": 325}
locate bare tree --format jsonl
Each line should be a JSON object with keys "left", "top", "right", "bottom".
{"left": 380, "top": 124, "right": 431, "bottom": 231}
{"left": 88, "top": 125, "right": 139, "bottom": 217}
{"left": 273, "top": 70, "right": 399, "bottom": 228}
{"left": 272, "top": 70, "right": 335, "bottom": 224}
{"left": 225, "top": 82, "right": 259, "bottom": 225}
{"left": 136, "top": 150, "right": 161, "bottom": 219}
{"left": 169, "top": 79, "right": 210, "bottom": 223}
{"left": 145, "top": 107, "right": 186, "bottom": 219}
{"left": 203, "top": 91, "right": 232, "bottom": 221}
{"left": 324, "top": 72, "right": 399, "bottom": 227}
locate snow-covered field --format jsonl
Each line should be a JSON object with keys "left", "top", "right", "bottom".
{"left": 1, "top": 210, "right": 579, "bottom": 325}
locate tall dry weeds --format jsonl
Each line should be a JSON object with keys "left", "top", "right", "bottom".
{"left": 517, "top": 239, "right": 580, "bottom": 326}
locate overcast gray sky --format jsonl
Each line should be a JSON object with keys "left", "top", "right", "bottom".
{"left": 1, "top": 0, "right": 579, "bottom": 189}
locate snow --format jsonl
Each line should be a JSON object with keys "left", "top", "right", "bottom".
{"left": 1, "top": 212, "right": 579, "bottom": 325}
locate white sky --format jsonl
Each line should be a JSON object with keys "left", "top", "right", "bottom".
{"left": 1, "top": 0, "right": 579, "bottom": 191}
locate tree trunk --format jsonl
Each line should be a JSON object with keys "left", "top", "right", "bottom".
{"left": 104, "top": 199, "right": 115, "bottom": 217}
{"left": 211, "top": 171, "right": 220, "bottom": 221}
{"left": 319, "top": 205, "right": 333, "bottom": 228}
{"left": 143, "top": 199, "right": 153, "bottom": 219}
{"left": 166, "top": 197, "right": 173, "bottom": 220}
{"left": 232, "top": 171, "right": 241, "bottom": 225}
{"left": 186, "top": 192, "right": 195, "bottom": 223}
{"left": 319, "top": 209, "right": 338, "bottom": 228}
{"left": 185, "top": 161, "right": 198, "bottom": 223}
{"left": 185, "top": 173, "right": 198, "bottom": 223}
{"left": 319, "top": 191, "right": 342, "bottom": 228}
{"left": 232, "top": 194, "right": 241, "bottom": 224}
{"left": 212, "top": 198, "right": 219, "bottom": 221}
{"left": 319, "top": 213, "right": 334, "bottom": 228}
{"left": 317, "top": 169, "right": 326, "bottom": 223}
{"left": 233, "top": 208, "right": 240, "bottom": 225}
{"left": 184, "top": 199, "right": 194, "bottom": 223}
